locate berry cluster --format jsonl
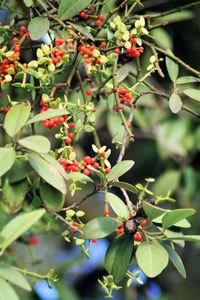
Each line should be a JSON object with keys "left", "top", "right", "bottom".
{"left": 95, "top": 15, "right": 104, "bottom": 27}
{"left": 78, "top": 45, "right": 102, "bottom": 65}
{"left": 59, "top": 159, "right": 79, "bottom": 172}
{"left": 40, "top": 101, "right": 67, "bottom": 129}
{"left": 115, "top": 219, "right": 147, "bottom": 244}
{"left": 51, "top": 38, "right": 66, "bottom": 65}
{"left": 114, "top": 87, "right": 132, "bottom": 112}
{"left": 81, "top": 155, "right": 100, "bottom": 176}
{"left": 19, "top": 25, "right": 30, "bottom": 38}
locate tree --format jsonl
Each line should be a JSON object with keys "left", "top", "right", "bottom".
{"left": 0, "top": 0, "right": 200, "bottom": 299}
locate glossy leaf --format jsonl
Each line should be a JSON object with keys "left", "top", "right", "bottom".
{"left": 107, "top": 193, "right": 129, "bottom": 219}
{"left": 6, "top": 160, "right": 32, "bottom": 183}
{"left": 2, "top": 179, "right": 28, "bottom": 212}
{"left": 104, "top": 235, "right": 123, "bottom": 274}
{"left": 153, "top": 170, "right": 181, "bottom": 196}
{"left": 0, "top": 209, "right": 45, "bottom": 251}
{"left": 0, "top": 147, "right": 16, "bottom": 177}
{"left": 68, "top": 172, "right": 94, "bottom": 183}
{"left": 183, "top": 89, "right": 200, "bottom": 102}
{"left": 26, "top": 109, "right": 68, "bottom": 125}
{"left": 111, "top": 181, "right": 138, "bottom": 194}
{"left": 169, "top": 93, "right": 182, "bottom": 113}
{"left": 4, "top": 102, "right": 31, "bottom": 137}
{"left": 0, "top": 264, "right": 31, "bottom": 291}
{"left": 0, "top": 278, "right": 19, "bottom": 300}
{"left": 153, "top": 215, "right": 191, "bottom": 229}
{"left": 39, "top": 153, "right": 68, "bottom": 181}
{"left": 81, "top": 217, "right": 119, "bottom": 239}
{"left": 142, "top": 201, "right": 168, "bottom": 220}
{"left": 58, "top": 0, "right": 92, "bottom": 20}
{"left": 28, "top": 152, "right": 67, "bottom": 194}
{"left": 177, "top": 76, "right": 200, "bottom": 84}
{"left": 166, "top": 235, "right": 200, "bottom": 242}
{"left": 166, "top": 56, "right": 179, "bottom": 83}
{"left": 108, "top": 160, "right": 135, "bottom": 182}
{"left": 136, "top": 240, "right": 169, "bottom": 278}
{"left": 18, "top": 135, "right": 51, "bottom": 153}
{"left": 28, "top": 17, "right": 50, "bottom": 40}
{"left": 162, "top": 208, "right": 195, "bottom": 229}
{"left": 162, "top": 243, "right": 186, "bottom": 278}
{"left": 39, "top": 181, "right": 65, "bottom": 212}
{"left": 112, "top": 235, "right": 133, "bottom": 284}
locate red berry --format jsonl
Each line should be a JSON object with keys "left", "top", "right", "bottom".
{"left": 83, "top": 169, "right": 90, "bottom": 176}
{"left": 29, "top": 236, "right": 39, "bottom": 246}
{"left": 95, "top": 20, "right": 102, "bottom": 27}
{"left": 92, "top": 108, "right": 96, "bottom": 113}
{"left": 69, "top": 122, "right": 75, "bottom": 128}
{"left": 80, "top": 11, "right": 86, "bottom": 18}
{"left": 2, "top": 107, "right": 9, "bottom": 115}
{"left": 65, "top": 137, "right": 72, "bottom": 145}
{"left": 114, "top": 48, "right": 120, "bottom": 54}
{"left": 130, "top": 38, "right": 137, "bottom": 45}
{"left": 72, "top": 221, "right": 78, "bottom": 227}
{"left": 100, "top": 151, "right": 105, "bottom": 158}
{"left": 98, "top": 15, "right": 104, "bottom": 21}
{"left": 100, "top": 42, "right": 107, "bottom": 48}
{"left": 93, "top": 162, "right": 99, "bottom": 169}
{"left": 71, "top": 228, "right": 77, "bottom": 233}
{"left": 40, "top": 100, "right": 46, "bottom": 107}
{"left": 20, "top": 26, "right": 26, "bottom": 32}
{"left": 85, "top": 89, "right": 92, "bottom": 96}
{"left": 68, "top": 132, "right": 74, "bottom": 139}
{"left": 103, "top": 209, "right": 109, "bottom": 216}
{"left": 12, "top": 37, "right": 19, "bottom": 43}
{"left": 92, "top": 239, "right": 97, "bottom": 243}
{"left": 140, "top": 219, "right": 147, "bottom": 227}
{"left": 105, "top": 167, "right": 110, "bottom": 174}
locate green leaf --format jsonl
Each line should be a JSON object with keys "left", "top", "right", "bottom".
{"left": 162, "top": 208, "right": 196, "bottom": 229}
{"left": 26, "top": 109, "right": 68, "bottom": 125}
{"left": 6, "top": 160, "right": 32, "bottom": 183}
{"left": 23, "top": 0, "right": 33, "bottom": 7}
{"left": 112, "top": 235, "right": 133, "bottom": 284}
{"left": 116, "top": 63, "right": 132, "bottom": 83}
{"left": 142, "top": 201, "right": 168, "bottom": 220}
{"left": 107, "top": 193, "right": 129, "bottom": 219}
{"left": 6, "top": 159, "right": 33, "bottom": 183}
{"left": 0, "top": 264, "right": 31, "bottom": 291}
{"left": 160, "top": 228, "right": 185, "bottom": 248}
{"left": 104, "top": 234, "right": 133, "bottom": 284}
{"left": 28, "top": 152, "right": 67, "bottom": 194}
{"left": 68, "top": 23, "right": 94, "bottom": 41}
{"left": 4, "top": 102, "right": 31, "bottom": 137}
{"left": 177, "top": 76, "right": 200, "bottom": 84}
{"left": 0, "top": 148, "right": 16, "bottom": 177}
{"left": 39, "top": 153, "right": 68, "bottom": 181}
{"left": 39, "top": 181, "right": 65, "bottom": 212}
{"left": 153, "top": 170, "right": 181, "bottom": 196}
{"left": 161, "top": 243, "right": 186, "bottom": 279}
{"left": 58, "top": 0, "right": 92, "bottom": 20}
{"left": 136, "top": 240, "right": 169, "bottom": 278}
{"left": 81, "top": 217, "right": 119, "bottom": 239}
{"left": 169, "top": 93, "right": 182, "bottom": 114}
{"left": 166, "top": 235, "right": 200, "bottom": 242}
{"left": 152, "top": 28, "right": 173, "bottom": 49}
{"left": 0, "top": 209, "right": 45, "bottom": 251}
{"left": 68, "top": 172, "right": 94, "bottom": 183}
{"left": 183, "top": 89, "right": 200, "bottom": 102}
{"left": 104, "top": 235, "right": 123, "bottom": 274}
{"left": 0, "top": 278, "right": 19, "bottom": 300}
{"left": 110, "top": 181, "right": 138, "bottom": 194}
{"left": 165, "top": 56, "right": 179, "bottom": 83}
{"left": 153, "top": 215, "right": 191, "bottom": 229}
{"left": 28, "top": 17, "right": 50, "bottom": 40}
{"left": 18, "top": 135, "right": 51, "bottom": 153}
{"left": 2, "top": 179, "right": 28, "bottom": 213}
{"left": 108, "top": 160, "right": 135, "bottom": 182}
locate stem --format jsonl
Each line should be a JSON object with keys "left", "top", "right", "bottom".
{"left": 143, "top": 39, "right": 200, "bottom": 77}
{"left": 113, "top": 56, "right": 135, "bottom": 142}
{"left": 13, "top": 267, "right": 57, "bottom": 282}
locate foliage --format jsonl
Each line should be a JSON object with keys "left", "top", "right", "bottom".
{"left": 0, "top": 0, "right": 200, "bottom": 299}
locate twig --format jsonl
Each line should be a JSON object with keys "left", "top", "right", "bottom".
{"left": 113, "top": 57, "right": 135, "bottom": 142}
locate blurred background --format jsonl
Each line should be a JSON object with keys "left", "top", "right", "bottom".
{"left": 0, "top": 0, "right": 200, "bottom": 299}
